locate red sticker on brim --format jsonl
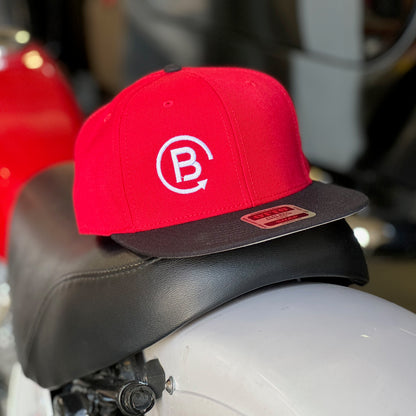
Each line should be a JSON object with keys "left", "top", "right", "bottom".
{"left": 241, "top": 204, "right": 316, "bottom": 229}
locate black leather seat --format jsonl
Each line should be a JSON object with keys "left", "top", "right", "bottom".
{"left": 8, "top": 163, "right": 368, "bottom": 389}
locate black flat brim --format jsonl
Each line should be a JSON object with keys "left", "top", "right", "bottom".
{"left": 111, "top": 181, "right": 368, "bottom": 258}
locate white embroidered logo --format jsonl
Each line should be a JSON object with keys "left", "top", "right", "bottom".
{"left": 156, "top": 135, "right": 214, "bottom": 194}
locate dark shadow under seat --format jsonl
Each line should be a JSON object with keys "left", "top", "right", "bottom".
{"left": 7, "top": 163, "right": 368, "bottom": 389}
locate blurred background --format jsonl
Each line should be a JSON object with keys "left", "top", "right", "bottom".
{"left": 1, "top": 0, "right": 416, "bottom": 413}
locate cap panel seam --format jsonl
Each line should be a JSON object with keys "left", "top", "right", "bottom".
{"left": 248, "top": 179, "right": 311, "bottom": 204}
{"left": 128, "top": 182, "right": 311, "bottom": 228}
{"left": 91, "top": 202, "right": 251, "bottom": 234}
{"left": 273, "top": 79, "right": 310, "bottom": 179}
{"left": 191, "top": 69, "right": 311, "bottom": 205}
{"left": 227, "top": 69, "right": 309, "bottom": 202}
{"left": 80, "top": 177, "right": 310, "bottom": 234}
{"left": 186, "top": 69, "right": 253, "bottom": 206}
{"left": 117, "top": 72, "right": 166, "bottom": 228}
{"left": 204, "top": 67, "right": 265, "bottom": 203}
{"left": 112, "top": 106, "right": 135, "bottom": 228}
{"left": 113, "top": 181, "right": 311, "bottom": 232}
{"left": 224, "top": 102, "right": 258, "bottom": 202}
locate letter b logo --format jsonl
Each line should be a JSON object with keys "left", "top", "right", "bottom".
{"left": 156, "top": 135, "right": 214, "bottom": 194}
{"left": 170, "top": 146, "right": 201, "bottom": 183}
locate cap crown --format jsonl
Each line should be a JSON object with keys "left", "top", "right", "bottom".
{"left": 74, "top": 67, "right": 311, "bottom": 235}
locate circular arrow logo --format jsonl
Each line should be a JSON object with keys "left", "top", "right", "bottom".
{"left": 156, "top": 135, "right": 214, "bottom": 194}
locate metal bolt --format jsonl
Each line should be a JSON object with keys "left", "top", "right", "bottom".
{"left": 165, "top": 376, "right": 175, "bottom": 395}
{"left": 117, "top": 382, "right": 155, "bottom": 415}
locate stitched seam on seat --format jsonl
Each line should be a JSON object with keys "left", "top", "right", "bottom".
{"left": 24, "top": 257, "right": 162, "bottom": 368}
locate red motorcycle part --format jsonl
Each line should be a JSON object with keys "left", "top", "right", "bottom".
{"left": 0, "top": 35, "right": 83, "bottom": 259}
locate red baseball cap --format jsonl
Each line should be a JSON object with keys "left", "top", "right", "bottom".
{"left": 73, "top": 66, "right": 367, "bottom": 257}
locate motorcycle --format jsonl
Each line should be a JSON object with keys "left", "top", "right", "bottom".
{"left": 5, "top": 160, "right": 416, "bottom": 416}
{"left": 2, "top": 34, "right": 416, "bottom": 416}
{"left": 5, "top": 162, "right": 416, "bottom": 416}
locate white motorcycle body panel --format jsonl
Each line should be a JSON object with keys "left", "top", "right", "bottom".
{"left": 7, "top": 283, "right": 416, "bottom": 415}
{"left": 145, "top": 283, "right": 416, "bottom": 416}
{"left": 7, "top": 363, "right": 53, "bottom": 416}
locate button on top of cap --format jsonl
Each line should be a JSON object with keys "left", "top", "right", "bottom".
{"left": 164, "top": 64, "right": 182, "bottom": 73}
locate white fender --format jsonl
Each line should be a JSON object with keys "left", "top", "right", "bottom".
{"left": 145, "top": 283, "right": 416, "bottom": 416}
{"left": 7, "top": 363, "right": 53, "bottom": 416}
